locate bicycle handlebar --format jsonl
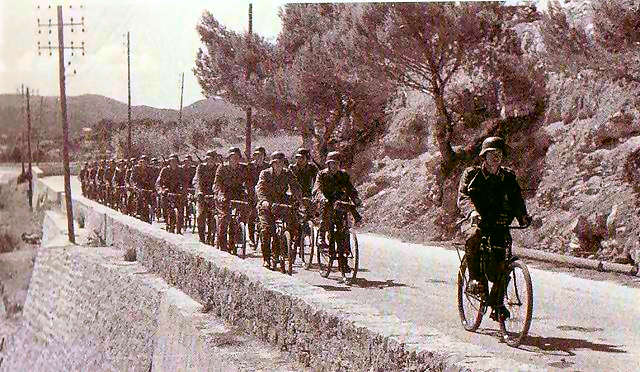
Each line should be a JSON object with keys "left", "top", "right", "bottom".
{"left": 455, "top": 215, "right": 532, "bottom": 229}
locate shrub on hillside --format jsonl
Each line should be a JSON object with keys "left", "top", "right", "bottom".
{"left": 0, "top": 228, "right": 17, "bottom": 253}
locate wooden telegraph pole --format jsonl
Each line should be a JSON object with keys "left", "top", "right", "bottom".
{"left": 127, "top": 31, "right": 132, "bottom": 158}
{"left": 179, "top": 72, "right": 184, "bottom": 123}
{"left": 21, "top": 85, "right": 25, "bottom": 174}
{"left": 26, "top": 88, "right": 33, "bottom": 211}
{"left": 245, "top": 3, "right": 253, "bottom": 161}
{"left": 37, "top": 5, "right": 86, "bottom": 244}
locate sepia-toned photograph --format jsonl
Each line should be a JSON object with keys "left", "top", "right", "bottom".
{"left": 1, "top": 0, "right": 639, "bottom": 370}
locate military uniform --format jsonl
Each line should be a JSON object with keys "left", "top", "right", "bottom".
{"left": 457, "top": 136, "right": 531, "bottom": 321}
{"left": 156, "top": 164, "right": 186, "bottom": 233}
{"left": 112, "top": 164, "right": 128, "bottom": 211}
{"left": 194, "top": 161, "right": 219, "bottom": 244}
{"left": 88, "top": 163, "right": 98, "bottom": 200}
{"left": 311, "top": 168, "right": 359, "bottom": 216}
{"left": 213, "top": 160, "right": 249, "bottom": 252}
{"left": 104, "top": 164, "right": 116, "bottom": 206}
{"left": 311, "top": 152, "right": 360, "bottom": 274}
{"left": 130, "top": 163, "right": 156, "bottom": 222}
{"left": 247, "top": 159, "right": 270, "bottom": 244}
{"left": 79, "top": 164, "right": 89, "bottom": 196}
{"left": 457, "top": 165, "right": 528, "bottom": 285}
{"left": 256, "top": 163, "right": 302, "bottom": 266}
{"left": 182, "top": 163, "right": 198, "bottom": 229}
{"left": 289, "top": 162, "right": 318, "bottom": 197}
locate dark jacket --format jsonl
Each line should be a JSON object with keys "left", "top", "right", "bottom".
{"left": 96, "top": 166, "right": 106, "bottom": 184}
{"left": 457, "top": 165, "right": 528, "bottom": 226}
{"left": 156, "top": 166, "right": 185, "bottom": 193}
{"left": 289, "top": 162, "right": 318, "bottom": 197}
{"left": 89, "top": 167, "right": 97, "bottom": 182}
{"left": 213, "top": 163, "right": 248, "bottom": 201}
{"left": 112, "top": 167, "right": 127, "bottom": 187}
{"left": 194, "top": 162, "right": 218, "bottom": 195}
{"left": 104, "top": 167, "right": 116, "bottom": 185}
{"left": 182, "top": 165, "right": 197, "bottom": 189}
{"left": 312, "top": 168, "right": 359, "bottom": 203}
{"left": 130, "top": 165, "right": 156, "bottom": 190}
{"left": 256, "top": 167, "right": 302, "bottom": 204}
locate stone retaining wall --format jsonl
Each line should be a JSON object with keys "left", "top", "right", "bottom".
{"left": 2, "top": 247, "right": 164, "bottom": 371}
{"left": 3, "top": 214, "right": 302, "bottom": 372}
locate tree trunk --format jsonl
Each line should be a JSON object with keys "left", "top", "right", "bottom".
{"left": 432, "top": 91, "right": 456, "bottom": 173}
{"left": 299, "top": 118, "right": 314, "bottom": 151}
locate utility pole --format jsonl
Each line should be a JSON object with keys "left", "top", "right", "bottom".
{"left": 127, "top": 31, "right": 132, "bottom": 158}
{"left": 245, "top": 3, "right": 253, "bottom": 161}
{"left": 179, "top": 72, "right": 184, "bottom": 123}
{"left": 37, "top": 5, "right": 86, "bottom": 244}
{"left": 26, "top": 88, "right": 33, "bottom": 211}
{"left": 37, "top": 95, "right": 45, "bottom": 164}
{"left": 21, "top": 85, "right": 25, "bottom": 174}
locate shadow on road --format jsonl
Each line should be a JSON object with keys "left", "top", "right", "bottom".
{"left": 351, "top": 278, "right": 409, "bottom": 289}
{"left": 314, "top": 284, "right": 351, "bottom": 292}
{"left": 521, "top": 334, "right": 626, "bottom": 356}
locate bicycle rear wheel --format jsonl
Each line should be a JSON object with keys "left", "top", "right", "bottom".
{"left": 347, "top": 232, "right": 359, "bottom": 281}
{"left": 302, "top": 222, "right": 315, "bottom": 270}
{"left": 285, "top": 231, "right": 294, "bottom": 275}
{"left": 236, "top": 221, "right": 246, "bottom": 258}
{"left": 457, "top": 257, "right": 484, "bottom": 332}
{"left": 320, "top": 231, "right": 335, "bottom": 278}
{"left": 499, "top": 260, "right": 533, "bottom": 347}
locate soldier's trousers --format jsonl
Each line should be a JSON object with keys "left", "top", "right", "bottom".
{"left": 257, "top": 204, "right": 298, "bottom": 263}
{"left": 464, "top": 225, "right": 511, "bottom": 306}
{"left": 197, "top": 200, "right": 215, "bottom": 244}
{"left": 165, "top": 196, "right": 184, "bottom": 234}
{"left": 247, "top": 197, "right": 259, "bottom": 244}
{"left": 136, "top": 193, "right": 151, "bottom": 223}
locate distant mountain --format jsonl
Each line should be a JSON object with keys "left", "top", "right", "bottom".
{"left": 0, "top": 93, "right": 243, "bottom": 138}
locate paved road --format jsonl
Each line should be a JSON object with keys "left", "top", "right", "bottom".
{"left": 46, "top": 175, "right": 640, "bottom": 371}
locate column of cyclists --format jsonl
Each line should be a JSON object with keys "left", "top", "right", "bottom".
{"left": 78, "top": 147, "right": 363, "bottom": 284}
{"left": 78, "top": 135, "right": 537, "bottom": 347}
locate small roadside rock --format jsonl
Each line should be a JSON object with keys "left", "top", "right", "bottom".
{"left": 20, "top": 233, "right": 41, "bottom": 245}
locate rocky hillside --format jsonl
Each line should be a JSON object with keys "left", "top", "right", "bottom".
{"left": 355, "top": 0, "right": 640, "bottom": 266}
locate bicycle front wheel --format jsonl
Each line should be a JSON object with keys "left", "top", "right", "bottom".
{"left": 318, "top": 230, "right": 334, "bottom": 278}
{"left": 457, "top": 257, "right": 484, "bottom": 332}
{"left": 237, "top": 221, "right": 246, "bottom": 258}
{"left": 499, "top": 260, "right": 533, "bottom": 347}
{"left": 302, "top": 222, "right": 315, "bottom": 270}
{"left": 347, "top": 232, "right": 359, "bottom": 281}
{"left": 285, "top": 231, "right": 294, "bottom": 275}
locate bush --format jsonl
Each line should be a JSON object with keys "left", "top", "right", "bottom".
{"left": 124, "top": 247, "right": 137, "bottom": 262}
{"left": 0, "top": 228, "right": 17, "bottom": 253}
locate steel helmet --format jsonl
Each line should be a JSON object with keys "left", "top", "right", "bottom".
{"left": 479, "top": 136, "right": 505, "bottom": 157}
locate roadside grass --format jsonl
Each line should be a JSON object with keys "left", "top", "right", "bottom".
{"left": 0, "top": 182, "right": 44, "bottom": 253}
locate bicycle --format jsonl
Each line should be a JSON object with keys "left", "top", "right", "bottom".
{"left": 115, "top": 186, "right": 128, "bottom": 213}
{"left": 185, "top": 188, "right": 197, "bottom": 233}
{"left": 297, "top": 197, "right": 316, "bottom": 270}
{"left": 228, "top": 199, "right": 248, "bottom": 258}
{"left": 456, "top": 221, "right": 533, "bottom": 347}
{"left": 317, "top": 200, "right": 359, "bottom": 283}
{"left": 164, "top": 192, "right": 185, "bottom": 234}
{"left": 133, "top": 188, "right": 155, "bottom": 223}
{"left": 198, "top": 194, "right": 217, "bottom": 246}
{"left": 264, "top": 203, "right": 297, "bottom": 275}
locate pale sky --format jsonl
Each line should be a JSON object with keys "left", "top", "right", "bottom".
{"left": 0, "top": 1, "right": 546, "bottom": 110}
{"left": 0, "top": 0, "right": 287, "bottom": 109}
